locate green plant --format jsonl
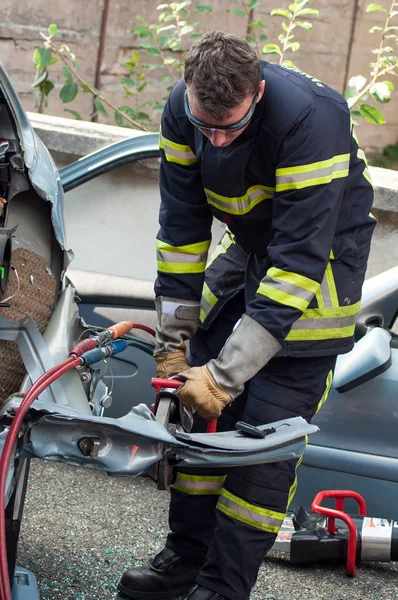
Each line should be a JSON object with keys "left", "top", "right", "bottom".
{"left": 31, "top": 0, "right": 398, "bottom": 130}
{"left": 370, "top": 140, "right": 398, "bottom": 167}
{"left": 345, "top": 0, "right": 398, "bottom": 124}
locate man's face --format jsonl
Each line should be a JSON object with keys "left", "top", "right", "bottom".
{"left": 187, "top": 80, "right": 265, "bottom": 148}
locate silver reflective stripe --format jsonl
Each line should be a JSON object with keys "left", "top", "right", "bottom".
{"left": 261, "top": 275, "right": 315, "bottom": 304}
{"left": 163, "top": 145, "right": 196, "bottom": 162}
{"left": 218, "top": 490, "right": 284, "bottom": 532}
{"left": 172, "top": 473, "right": 226, "bottom": 495}
{"left": 157, "top": 250, "right": 208, "bottom": 264}
{"left": 290, "top": 313, "right": 357, "bottom": 330}
{"left": 205, "top": 186, "right": 273, "bottom": 215}
{"left": 319, "top": 273, "right": 333, "bottom": 308}
{"left": 277, "top": 157, "right": 349, "bottom": 186}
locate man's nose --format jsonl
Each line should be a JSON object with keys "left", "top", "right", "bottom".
{"left": 209, "top": 129, "right": 227, "bottom": 146}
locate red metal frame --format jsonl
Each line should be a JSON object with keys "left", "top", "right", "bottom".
{"left": 311, "top": 490, "right": 367, "bottom": 576}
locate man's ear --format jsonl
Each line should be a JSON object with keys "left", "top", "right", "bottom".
{"left": 258, "top": 79, "right": 266, "bottom": 102}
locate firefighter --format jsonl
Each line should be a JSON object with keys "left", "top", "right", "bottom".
{"left": 119, "top": 31, "right": 375, "bottom": 600}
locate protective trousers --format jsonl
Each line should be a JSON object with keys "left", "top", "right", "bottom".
{"left": 165, "top": 292, "right": 337, "bottom": 600}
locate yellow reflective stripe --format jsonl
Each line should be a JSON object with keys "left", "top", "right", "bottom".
{"left": 157, "top": 261, "right": 207, "bottom": 274}
{"left": 156, "top": 239, "right": 211, "bottom": 275}
{"left": 207, "top": 231, "right": 235, "bottom": 268}
{"left": 205, "top": 185, "right": 274, "bottom": 216}
{"left": 217, "top": 488, "right": 285, "bottom": 533}
{"left": 276, "top": 154, "right": 350, "bottom": 192}
{"left": 287, "top": 434, "right": 308, "bottom": 508}
{"left": 287, "top": 324, "right": 355, "bottom": 341}
{"left": 324, "top": 262, "right": 339, "bottom": 308}
{"left": 287, "top": 301, "right": 361, "bottom": 340}
{"left": 351, "top": 121, "right": 374, "bottom": 188}
{"left": 159, "top": 128, "right": 198, "bottom": 166}
{"left": 200, "top": 282, "right": 218, "bottom": 323}
{"left": 172, "top": 473, "right": 226, "bottom": 495}
{"left": 156, "top": 240, "right": 211, "bottom": 255}
{"left": 257, "top": 268, "right": 319, "bottom": 312}
{"left": 316, "top": 370, "right": 334, "bottom": 414}
{"left": 300, "top": 300, "right": 361, "bottom": 320}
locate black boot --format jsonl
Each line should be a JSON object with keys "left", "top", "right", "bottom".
{"left": 118, "top": 547, "right": 201, "bottom": 600}
{"left": 182, "top": 584, "right": 227, "bottom": 599}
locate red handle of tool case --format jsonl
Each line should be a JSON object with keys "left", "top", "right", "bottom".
{"left": 311, "top": 489, "right": 367, "bottom": 577}
{"left": 151, "top": 377, "right": 217, "bottom": 433}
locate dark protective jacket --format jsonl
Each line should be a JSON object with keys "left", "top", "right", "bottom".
{"left": 155, "top": 61, "right": 376, "bottom": 357}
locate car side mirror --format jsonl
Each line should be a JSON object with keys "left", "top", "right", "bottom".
{"left": 333, "top": 327, "right": 392, "bottom": 393}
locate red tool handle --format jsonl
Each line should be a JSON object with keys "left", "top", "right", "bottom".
{"left": 151, "top": 377, "right": 217, "bottom": 433}
{"left": 311, "top": 489, "right": 367, "bottom": 577}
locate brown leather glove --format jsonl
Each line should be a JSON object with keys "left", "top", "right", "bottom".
{"left": 154, "top": 344, "right": 190, "bottom": 378}
{"left": 177, "top": 365, "right": 232, "bottom": 420}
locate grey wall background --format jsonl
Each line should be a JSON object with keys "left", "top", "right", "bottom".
{"left": 2, "top": 0, "right": 398, "bottom": 155}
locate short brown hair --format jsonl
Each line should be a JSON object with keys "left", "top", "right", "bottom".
{"left": 184, "top": 31, "right": 260, "bottom": 120}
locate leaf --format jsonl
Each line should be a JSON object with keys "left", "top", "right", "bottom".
{"left": 32, "top": 68, "right": 48, "bottom": 87}
{"left": 262, "top": 43, "right": 281, "bottom": 55}
{"left": 33, "top": 47, "right": 53, "bottom": 69}
{"left": 370, "top": 81, "right": 392, "bottom": 102}
{"left": 64, "top": 109, "right": 83, "bottom": 120}
{"left": 295, "top": 8, "right": 319, "bottom": 15}
{"left": 249, "top": 20, "right": 267, "bottom": 28}
{"left": 282, "top": 59, "right": 298, "bottom": 68}
{"left": 62, "top": 66, "right": 73, "bottom": 83}
{"left": 131, "top": 49, "right": 141, "bottom": 63}
{"left": 132, "top": 25, "right": 153, "bottom": 39}
{"left": 125, "top": 61, "right": 137, "bottom": 73}
{"left": 227, "top": 8, "right": 246, "bottom": 17}
{"left": 259, "top": 34, "right": 268, "bottom": 41}
{"left": 60, "top": 82, "right": 78, "bottom": 103}
{"left": 369, "top": 25, "right": 384, "bottom": 32}
{"left": 48, "top": 57, "right": 58, "bottom": 65}
{"left": 271, "top": 9, "right": 293, "bottom": 18}
{"left": 176, "top": 1, "right": 191, "bottom": 11}
{"left": 287, "top": 42, "right": 301, "bottom": 51}
{"left": 366, "top": 3, "right": 387, "bottom": 11}
{"left": 121, "top": 77, "right": 136, "bottom": 87}
{"left": 80, "top": 83, "right": 92, "bottom": 93}
{"left": 383, "top": 80, "right": 395, "bottom": 91}
{"left": 246, "top": 0, "right": 260, "bottom": 8}
{"left": 115, "top": 110, "right": 125, "bottom": 126}
{"left": 348, "top": 74, "right": 367, "bottom": 92}
{"left": 48, "top": 24, "right": 58, "bottom": 36}
{"left": 195, "top": 4, "right": 212, "bottom": 12}
{"left": 94, "top": 97, "right": 109, "bottom": 117}
{"left": 296, "top": 21, "right": 313, "bottom": 30}
{"left": 181, "top": 25, "right": 194, "bottom": 35}
{"left": 137, "top": 111, "right": 151, "bottom": 120}
{"left": 146, "top": 46, "right": 161, "bottom": 55}
{"left": 359, "top": 103, "right": 385, "bottom": 124}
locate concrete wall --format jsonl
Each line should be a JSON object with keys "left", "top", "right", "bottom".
{"left": 1, "top": 0, "right": 398, "bottom": 155}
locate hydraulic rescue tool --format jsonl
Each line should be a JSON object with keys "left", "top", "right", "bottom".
{"left": 149, "top": 378, "right": 217, "bottom": 490}
{"left": 273, "top": 489, "right": 398, "bottom": 576}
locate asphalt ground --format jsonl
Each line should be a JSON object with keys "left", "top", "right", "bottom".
{"left": 18, "top": 460, "right": 398, "bottom": 600}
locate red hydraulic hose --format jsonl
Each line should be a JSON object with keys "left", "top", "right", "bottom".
{"left": 0, "top": 357, "right": 80, "bottom": 600}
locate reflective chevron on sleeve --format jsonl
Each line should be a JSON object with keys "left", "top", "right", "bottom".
{"left": 156, "top": 239, "right": 211, "bottom": 274}
{"left": 159, "top": 128, "right": 198, "bottom": 166}
{"left": 276, "top": 154, "right": 350, "bottom": 192}
{"left": 172, "top": 473, "right": 227, "bottom": 495}
{"left": 217, "top": 488, "right": 285, "bottom": 533}
{"left": 257, "top": 267, "right": 319, "bottom": 312}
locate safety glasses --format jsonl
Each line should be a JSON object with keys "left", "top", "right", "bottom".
{"left": 184, "top": 90, "right": 258, "bottom": 132}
